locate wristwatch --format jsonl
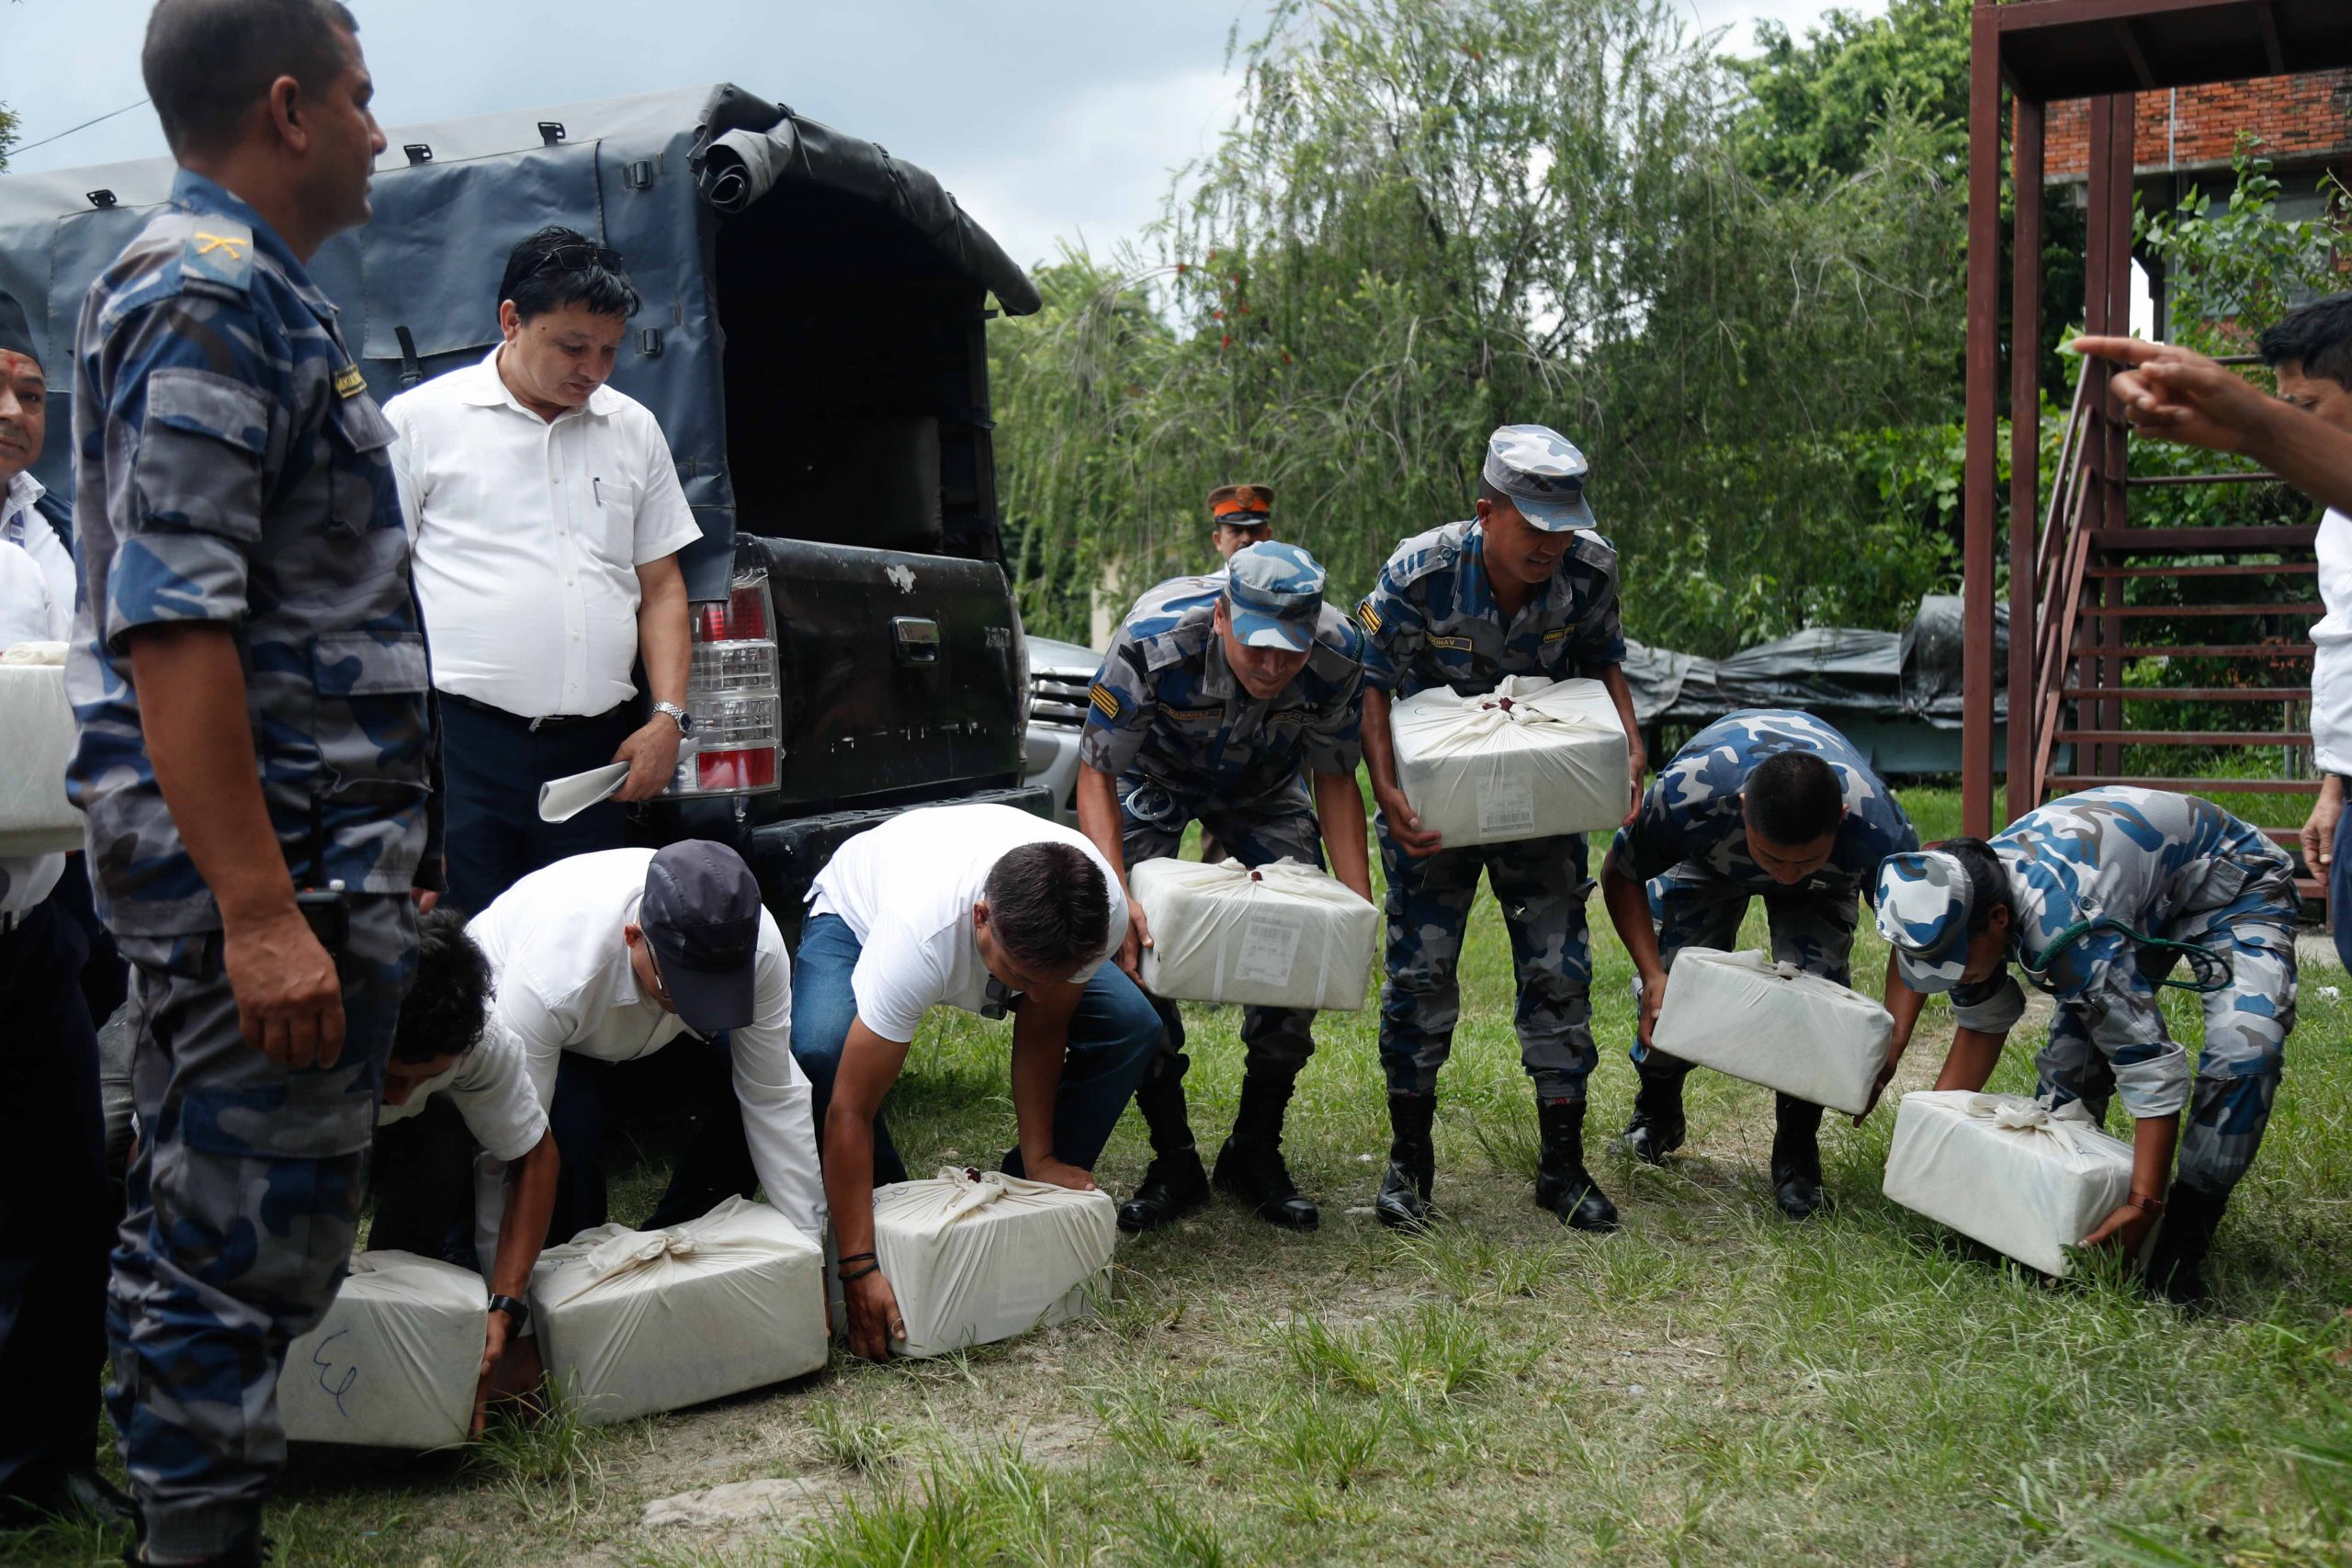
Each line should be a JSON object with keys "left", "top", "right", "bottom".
{"left": 488, "top": 1293, "right": 530, "bottom": 1332}
{"left": 653, "top": 701, "right": 695, "bottom": 739}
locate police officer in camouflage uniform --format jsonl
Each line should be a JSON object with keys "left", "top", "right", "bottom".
{"left": 1078, "top": 543, "right": 1372, "bottom": 1232}
{"left": 71, "top": 6, "right": 430, "bottom": 1562}
{"left": 1357, "top": 425, "right": 1645, "bottom": 1233}
{"left": 1875, "top": 786, "right": 2298, "bottom": 1306}
{"left": 1600, "top": 709, "right": 1918, "bottom": 1217}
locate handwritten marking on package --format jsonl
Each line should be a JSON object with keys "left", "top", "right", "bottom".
{"left": 1234, "top": 910, "right": 1306, "bottom": 988}
{"left": 1478, "top": 780, "right": 1537, "bottom": 837}
{"left": 311, "top": 1329, "right": 360, "bottom": 1418}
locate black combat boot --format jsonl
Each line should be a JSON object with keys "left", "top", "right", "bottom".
{"left": 1623, "top": 1059, "right": 1689, "bottom": 1167}
{"left": 125, "top": 1524, "right": 272, "bottom": 1567}
{"left": 1769, "top": 1093, "right": 1829, "bottom": 1219}
{"left": 1116, "top": 1066, "right": 1208, "bottom": 1234}
{"left": 2143, "top": 1181, "right": 2229, "bottom": 1308}
{"left": 1212, "top": 1069, "right": 1318, "bottom": 1230}
{"left": 1533, "top": 1098, "right": 1619, "bottom": 1232}
{"left": 1374, "top": 1091, "right": 1437, "bottom": 1231}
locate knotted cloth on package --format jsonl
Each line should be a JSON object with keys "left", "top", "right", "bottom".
{"left": 530, "top": 1195, "right": 828, "bottom": 1424}
{"left": 872, "top": 1167, "right": 1117, "bottom": 1358}
{"left": 278, "top": 1250, "right": 486, "bottom": 1450}
{"left": 1386, "top": 674, "right": 1626, "bottom": 846}
{"left": 1881, "top": 1090, "right": 2136, "bottom": 1277}
{"left": 0, "top": 660, "right": 82, "bottom": 855}
{"left": 1132, "top": 856, "right": 1377, "bottom": 1010}
{"left": 1649, "top": 947, "right": 1894, "bottom": 1115}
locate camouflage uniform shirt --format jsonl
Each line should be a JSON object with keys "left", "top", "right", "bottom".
{"left": 1355, "top": 519, "right": 1623, "bottom": 698}
{"left": 1609, "top": 709, "right": 1918, "bottom": 900}
{"left": 66, "top": 171, "right": 437, "bottom": 934}
{"left": 1080, "top": 574, "right": 1365, "bottom": 805}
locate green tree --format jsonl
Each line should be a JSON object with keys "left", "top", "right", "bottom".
{"left": 1726, "top": 0, "right": 1970, "bottom": 188}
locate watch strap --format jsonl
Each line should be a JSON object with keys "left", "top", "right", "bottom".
{"left": 488, "top": 1292, "right": 530, "bottom": 1328}
{"left": 2123, "top": 1191, "right": 2165, "bottom": 1216}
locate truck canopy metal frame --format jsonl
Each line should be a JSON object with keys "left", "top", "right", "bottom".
{"left": 0, "top": 83, "right": 1041, "bottom": 600}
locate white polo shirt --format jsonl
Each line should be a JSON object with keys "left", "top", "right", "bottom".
{"left": 375, "top": 1016, "right": 548, "bottom": 1163}
{"left": 465, "top": 848, "right": 823, "bottom": 1243}
{"left": 2312, "top": 509, "right": 2352, "bottom": 776}
{"left": 385, "top": 348, "right": 702, "bottom": 720}
{"left": 805, "top": 803, "right": 1126, "bottom": 1043}
{"left": 2, "top": 472, "right": 75, "bottom": 622}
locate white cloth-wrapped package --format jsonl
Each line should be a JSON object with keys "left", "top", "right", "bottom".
{"left": 1387, "top": 674, "right": 1625, "bottom": 846}
{"left": 278, "top": 1251, "right": 484, "bottom": 1450}
{"left": 1131, "top": 856, "right": 1377, "bottom": 1010}
{"left": 1882, "top": 1091, "right": 2136, "bottom": 1277}
{"left": 530, "top": 1196, "right": 827, "bottom": 1424}
{"left": 1649, "top": 947, "right": 1893, "bottom": 1115}
{"left": 0, "top": 661, "right": 82, "bottom": 856}
{"left": 872, "top": 1167, "right": 1117, "bottom": 1358}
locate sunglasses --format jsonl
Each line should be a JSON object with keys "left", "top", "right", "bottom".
{"left": 527, "top": 243, "right": 626, "bottom": 278}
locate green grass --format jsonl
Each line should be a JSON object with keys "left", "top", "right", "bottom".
{"left": 8, "top": 783, "right": 2348, "bottom": 1566}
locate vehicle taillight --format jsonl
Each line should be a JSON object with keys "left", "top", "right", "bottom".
{"left": 665, "top": 568, "right": 784, "bottom": 799}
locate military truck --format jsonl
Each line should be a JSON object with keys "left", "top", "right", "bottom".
{"left": 0, "top": 83, "right": 1046, "bottom": 931}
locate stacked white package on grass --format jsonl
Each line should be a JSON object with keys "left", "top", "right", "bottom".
{"left": 1131, "top": 856, "right": 1377, "bottom": 1010}
{"left": 0, "top": 654, "right": 83, "bottom": 857}
{"left": 1386, "top": 674, "right": 1625, "bottom": 846}
{"left": 873, "top": 1167, "right": 1118, "bottom": 1358}
{"left": 278, "top": 1250, "right": 484, "bottom": 1450}
{"left": 1648, "top": 947, "right": 1893, "bottom": 1116}
{"left": 530, "top": 1196, "right": 827, "bottom": 1425}
{"left": 1882, "top": 1091, "right": 2136, "bottom": 1277}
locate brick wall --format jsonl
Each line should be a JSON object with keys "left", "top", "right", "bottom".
{"left": 2044, "top": 70, "right": 2352, "bottom": 179}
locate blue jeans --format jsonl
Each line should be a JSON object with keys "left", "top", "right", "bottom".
{"left": 790, "top": 912, "right": 1159, "bottom": 1184}
{"left": 2333, "top": 790, "right": 2352, "bottom": 973}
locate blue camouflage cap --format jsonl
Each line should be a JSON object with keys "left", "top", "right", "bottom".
{"left": 1224, "top": 541, "right": 1325, "bottom": 653}
{"left": 1483, "top": 423, "right": 1597, "bottom": 533}
{"left": 1874, "top": 850, "right": 1974, "bottom": 993}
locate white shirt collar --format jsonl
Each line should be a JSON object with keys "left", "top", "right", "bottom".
{"left": 3, "top": 468, "right": 44, "bottom": 520}
{"left": 455, "top": 344, "right": 622, "bottom": 421}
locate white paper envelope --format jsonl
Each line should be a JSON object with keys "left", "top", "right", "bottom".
{"left": 537, "top": 762, "right": 632, "bottom": 824}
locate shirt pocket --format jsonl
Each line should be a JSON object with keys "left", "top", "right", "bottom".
{"left": 134, "top": 368, "right": 271, "bottom": 543}
{"left": 591, "top": 476, "right": 640, "bottom": 564}
{"left": 309, "top": 629, "right": 433, "bottom": 795}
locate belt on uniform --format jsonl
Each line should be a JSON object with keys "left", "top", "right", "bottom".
{"left": 440, "top": 691, "right": 624, "bottom": 732}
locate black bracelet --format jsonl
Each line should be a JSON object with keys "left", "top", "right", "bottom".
{"left": 839, "top": 1261, "right": 881, "bottom": 1283}
{"left": 837, "top": 1251, "right": 876, "bottom": 1265}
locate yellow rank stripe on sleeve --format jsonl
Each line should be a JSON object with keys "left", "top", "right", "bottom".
{"left": 1542, "top": 626, "right": 1569, "bottom": 643}
{"left": 333, "top": 364, "right": 368, "bottom": 400}
{"left": 1357, "top": 602, "right": 1382, "bottom": 633}
{"left": 1089, "top": 683, "right": 1122, "bottom": 719}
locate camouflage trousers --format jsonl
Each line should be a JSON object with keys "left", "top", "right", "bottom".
{"left": 1122, "top": 780, "right": 1323, "bottom": 1085}
{"left": 2040, "top": 912, "right": 2295, "bottom": 1196}
{"left": 1628, "top": 864, "right": 1859, "bottom": 1073}
{"left": 107, "top": 896, "right": 414, "bottom": 1561}
{"left": 1375, "top": 819, "right": 1596, "bottom": 1100}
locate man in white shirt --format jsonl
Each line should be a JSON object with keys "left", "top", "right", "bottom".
{"left": 457, "top": 841, "right": 822, "bottom": 1248}
{"left": 0, "top": 290, "right": 129, "bottom": 1529}
{"left": 2259, "top": 297, "right": 2352, "bottom": 969}
{"left": 368, "top": 910, "right": 556, "bottom": 1430}
{"left": 387, "top": 226, "right": 702, "bottom": 917}
{"left": 794, "top": 801, "right": 1160, "bottom": 1360}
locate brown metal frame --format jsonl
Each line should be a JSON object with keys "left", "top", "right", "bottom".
{"left": 1961, "top": 0, "right": 2352, "bottom": 836}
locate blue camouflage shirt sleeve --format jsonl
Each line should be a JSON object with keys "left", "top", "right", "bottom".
{"left": 1077, "top": 623, "right": 1157, "bottom": 779}
{"left": 1568, "top": 540, "right": 1626, "bottom": 671}
{"left": 92, "top": 296, "right": 277, "bottom": 651}
{"left": 2039, "top": 928, "right": 2190, "bottom": 1118}
{"left": 1301, "top": 617, "right": 1367, "bottom": 776}
{"left": 1355, "top": 557, "right": 1426, "bottom": 694}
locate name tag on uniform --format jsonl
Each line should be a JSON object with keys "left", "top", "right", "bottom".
{"left": 1428, "top": 634, "right": 1473, "bottom": 651}
{"left": 1542, "top": 626, "right": 1570, "bottom": 644}
{"left": 332, "top": 364, "right": 368, "bottom": 400}
{"left": 1164, "top": 705, "right": 1221, "bottom": 722}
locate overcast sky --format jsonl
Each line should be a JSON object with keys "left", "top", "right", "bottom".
{"left": 2, "top": 0, "right": 1888, "bottom": 271}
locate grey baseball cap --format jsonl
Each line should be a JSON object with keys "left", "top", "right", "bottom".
{"left": 640, "top": 840, "right": 763, "bottom": 1033}
{"left": 1482, "top": 423, "right": 1596, "bottom": 533}
{"left": 1224, "top": 541, "right": 1327, "bottom": 653}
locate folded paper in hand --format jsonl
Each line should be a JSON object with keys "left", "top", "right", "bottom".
{"left": 278, "top": 1250, "right": 485, "bottom": 1450}
{"left": 1132, "top": 857, "right": 1377, "bottom": 1010}
{"left": 1648, "top": 947, "right": 1893, "bottom": 1115}
{"left": 873, "top": 1167, "right": 1117, "bottom": 1358}
{"left": 1881, "top": 1090, "right": 2136, "bottom": 1277}
{"left": 537, "top": 761, "right": 632, "bottom": 824}
{"left": 1387, "top": 675, "right": 1626, "bottom": 846}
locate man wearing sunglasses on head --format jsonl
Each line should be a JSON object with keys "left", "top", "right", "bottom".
{"left": 385, "top": 225, "right": 700, "bottom": 918}
{"left": 1873, "top": 786, "right": 2300, "bottom": 1307}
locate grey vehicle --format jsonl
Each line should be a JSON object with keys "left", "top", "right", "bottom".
{"left": 0, "top": 84, "right": 1045, "bottom": 932}
{"left": 1022, "top": 634, "right": 1107, "bottom": 826}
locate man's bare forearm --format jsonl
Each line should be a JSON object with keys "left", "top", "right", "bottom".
{"left": 2244, "top": 400, "right": 2352, "bottom": 516}
{"left": 823, "top": 1102, "right": 881, "bottom": 1262}
{"left": 492, "top": 1133, "right": 559, "bottom": 1300}
{"left": 1075, "top": 767, "right": 1130, "bottom": 892}
{"left": 636, "top": 559, "right": 691, "bottom": 708}
{"left": 1361, "top": 688, "right": 1402, "bottom": 799}
{"left": 1313, "top": 767, "right": 1372, "bottom": 899}
{"left": 127, "top": 622, "right": 299, "bottom": 919}
{"left": 1600, "top": 861, "right": 1663, "bottom": 980}
{"left": 1010, "top": 993, "right": 1076, "bottom": 1168}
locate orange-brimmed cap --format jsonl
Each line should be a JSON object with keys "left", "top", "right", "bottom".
{"left": 1206, "top": 483, "right": 1275, "bottom": 525}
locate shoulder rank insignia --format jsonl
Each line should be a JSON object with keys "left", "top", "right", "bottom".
{"left": 183, "top": 220, "right": 255, "bottom": 292}
{"left": 332, "top": 363, "right": 368, "bottom": 400}
{"left": 1088, "top": 682, "right": 1123, "bottom": 720}
{"left": 1356, "top": 601, "right": 1382, "bottom": 634}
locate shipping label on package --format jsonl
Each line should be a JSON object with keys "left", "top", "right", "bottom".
{"left": 1233, "top": 911, "right": 1306, "bottom": 988}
